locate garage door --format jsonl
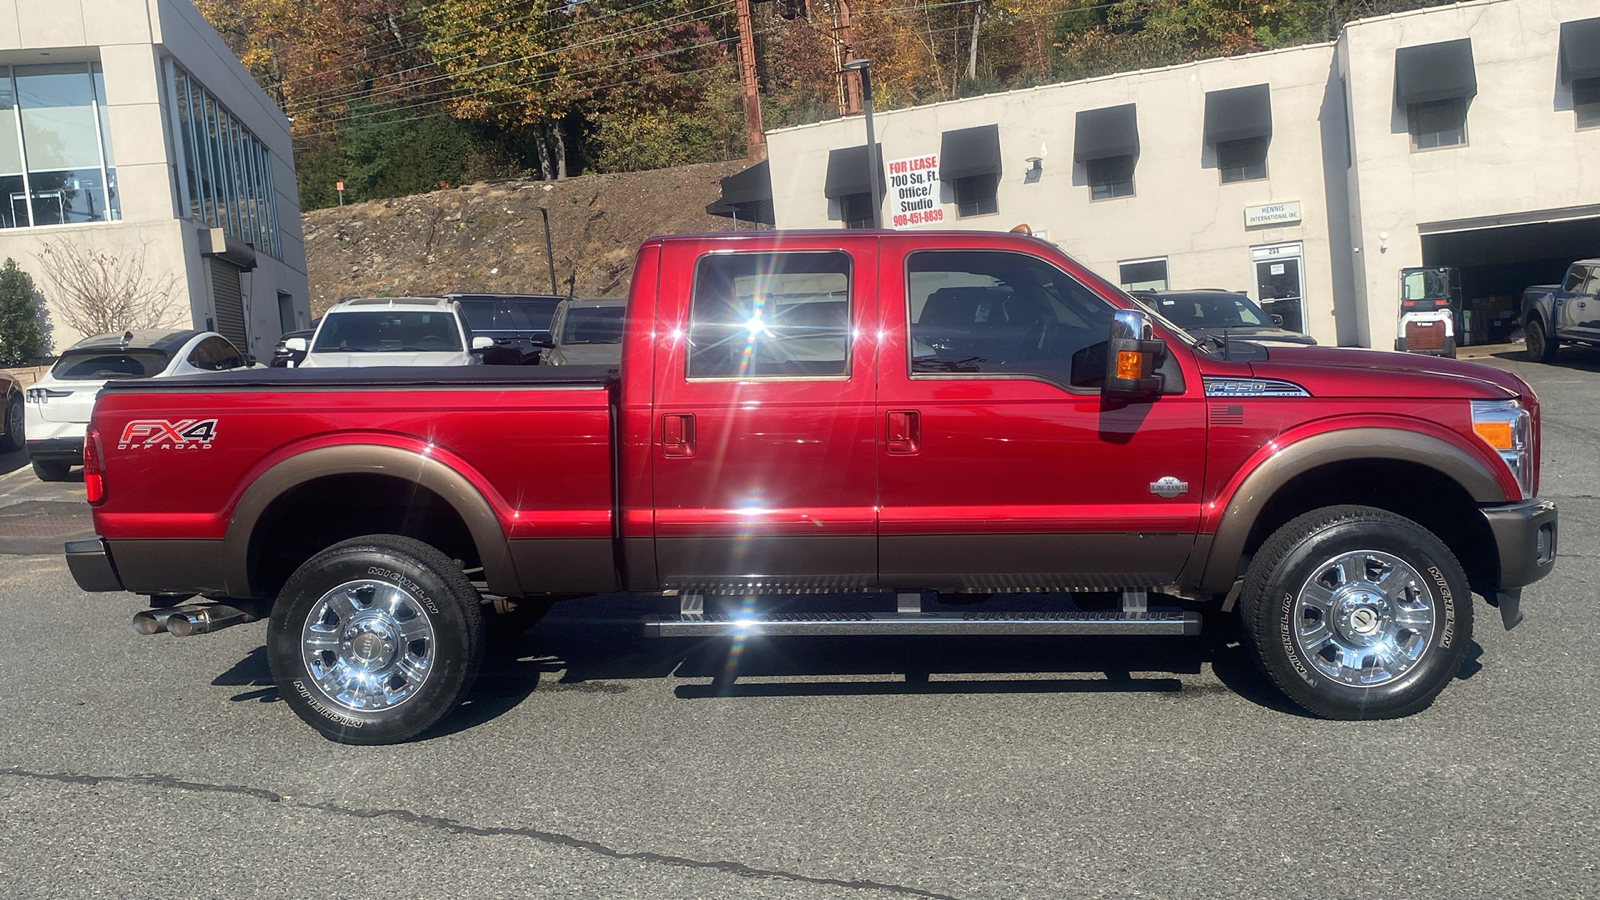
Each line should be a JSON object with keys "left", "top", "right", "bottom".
{"left": 209, "top": 257, "right": 247, "bottom": 350}
{"left": 1421, "top": 216, "right": 1600, "bottom": 341}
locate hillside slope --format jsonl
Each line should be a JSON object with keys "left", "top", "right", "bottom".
{"left": 303, "top": 159, "right": 752, "bottom": 314}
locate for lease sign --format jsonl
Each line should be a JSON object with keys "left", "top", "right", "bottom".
{"left": 887, "top": 154, "right": 943, "bottom": 229}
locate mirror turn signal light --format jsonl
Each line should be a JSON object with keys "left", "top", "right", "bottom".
{"left": 1116, "top": 350, "right": 1143, "bottom": 381}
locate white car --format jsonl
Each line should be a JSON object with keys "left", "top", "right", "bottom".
{"left": 25, "top": 329, "right": 252, "bottom": 481}
{"left": 290, "top": 297, "right": 492, "bottom": 368}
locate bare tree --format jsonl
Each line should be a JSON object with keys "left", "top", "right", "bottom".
{"left": 36, "top": 239, "right": 183, "bottom": 337}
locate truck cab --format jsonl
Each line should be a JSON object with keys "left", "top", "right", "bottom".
{"left": 1523, "top": 259, "right": 1600, "bottom": 362}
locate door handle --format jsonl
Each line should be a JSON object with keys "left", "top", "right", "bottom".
{"left": 886, "top": 410, "right": 920, "bottom": 455}
{"left": 662, "top": 413, "right": 695, "bottom": 458}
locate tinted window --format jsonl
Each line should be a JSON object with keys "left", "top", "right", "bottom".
{"left": 907, "top": 250, "right": 1116, "bottom": 389}
{"left": 1562, "top": 267, "right": 1588, "bottom": 293}
{"left": 1409, "top": 98, "right": 1467, "bottom": 150}
{"left": 313, "top": 311, "right": 462, "bottom": 353}
{"left": 1147, "top": 294, "right": 1267, "bottom": 329}
{"left": 187, "top": 336, "right": 247, "bottom": 370}
{"left": 1087, "top": 155, "right": 1135, "bottom": 200}
{"left": 459, "top": 298, "right": 561, "bottom": 331}
{"left": 688, "top": 252, "right": 851, "bottom": 378}
{"left": 1217, "top": 136, "right": 1268, "bottom": 183}
{"left": 560, "top": 306, "right": 626, "bottom": 344}
{"left": 52, "top": 350, "right": 169, "bottom": 379}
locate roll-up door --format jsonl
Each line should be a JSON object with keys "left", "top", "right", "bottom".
{"left": 209, "top": 257, "right": 247, "bottom": 349}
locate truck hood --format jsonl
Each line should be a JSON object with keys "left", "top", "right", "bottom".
{"left": 1222, "top": 345, "right": 1531, "bottom": 401}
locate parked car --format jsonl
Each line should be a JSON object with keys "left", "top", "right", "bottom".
{"left": 24, "top": 329, "right": 251, "bottom": 480}
{"left": 269, "top": 327, "right": 315, "bottom": 368}
{"left": 292, "top": 297, "right": 492, "bottom": 368}
{"left": 1521, "top": 259, "right": 1600, "bottom": 362}
{"left": 71, "top": 230, "right": 1555, "bottom": 743}
{"left": 1131, "top": 289, "right": 1317, "bottom": 346}
{"left": 0, "top": 369, "right": 22, "bottom": 453}
{"left": 542, "top": 298, "right": 627, "bottom": 366}
{"left": 446, "top": 293, "right": 567, "bottom": 364}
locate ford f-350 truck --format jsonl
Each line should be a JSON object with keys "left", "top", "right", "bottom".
{"left": 66, "top": 231, "right": 1556, "bottom": 743}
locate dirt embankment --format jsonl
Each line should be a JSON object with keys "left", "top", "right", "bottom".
{"left": 302, "top": 159, "right": 753, "bottom": 316}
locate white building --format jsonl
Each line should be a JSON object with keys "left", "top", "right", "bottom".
{"left": 728, "top": 0, "right": 1600, "bottom": 350}
{"left": 0, "top": 0, "right": 308, "bottom": 359}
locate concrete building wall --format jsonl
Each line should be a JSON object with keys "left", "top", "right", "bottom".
{"left": 769, "top": 44, "right": 1353, "bottom": 346}
{"left": 763, "top": 0, "right": 1600, "bottom": 350}
{"left": 0, "top": 0, "right": 308, "bottom": 360}
{"left": 1341, "top": 0, "right": 1600, "bottom": 350}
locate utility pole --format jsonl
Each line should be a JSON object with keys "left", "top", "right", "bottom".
{"left": 843, "top": 58, "right": 881, "bottom": 228}
{"left": 836, "top": 0, "right": 862, "bottom": 115}
{"left": 735, "top": 0, "right": 767, "bottom": 161}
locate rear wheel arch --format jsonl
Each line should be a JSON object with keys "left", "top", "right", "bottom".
{"left": 224, "top": 445, "right": 516, "bottom": 599}
{"left": 1197, "top": 428, "right": 1506, "bottom": 595}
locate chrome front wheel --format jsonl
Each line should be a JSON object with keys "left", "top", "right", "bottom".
{"left": 1291, "top": 550, "right": 1435, "bottom": 687}
{"left": 1240, "top": 506, "right": 1471, "bottom": 720}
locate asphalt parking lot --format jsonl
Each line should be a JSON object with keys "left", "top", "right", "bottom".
{"left": 1, "top": 347, "right": 1596, "bottom": 899}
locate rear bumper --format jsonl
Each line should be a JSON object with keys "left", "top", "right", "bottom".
{"left": 65, "top": 537, "right": 124, "bottom": 593}
{"left": 26, "top": 436, "right": 84, "bottom": 464}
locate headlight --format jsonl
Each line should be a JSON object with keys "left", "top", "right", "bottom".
{"left": 1471, "top": 399, "right": 1532, "bottom": 500}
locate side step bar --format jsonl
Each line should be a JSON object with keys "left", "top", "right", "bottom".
{"left": 644, "top": 591, "right": 1200, "bottom": 638}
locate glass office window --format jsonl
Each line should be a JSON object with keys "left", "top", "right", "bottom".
{"left": 169, "top": 66, "right": 282, "bottom": 258}
{"left": 0, "top": 63, "right": 119, "bottom": 229}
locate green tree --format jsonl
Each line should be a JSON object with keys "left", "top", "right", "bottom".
{"left": 0, "top": 258, "right": 45, "bottom": 366}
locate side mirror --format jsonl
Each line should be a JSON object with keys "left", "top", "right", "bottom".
{"left": 1104, "top": 309, "right": 1166, "bottom": 401}
{"left": 471, "top": 336, "right": 495, "bottom": 351}
{"left": 1270, "top": 314, "right": 1284, "bottom": 326}
{"left": 284, "top": 337, "right": 307, "bottom": 353}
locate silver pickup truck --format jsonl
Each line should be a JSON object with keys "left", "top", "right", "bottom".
{"left": 1522, "top": 259, "right": 1600, "bottom": 362}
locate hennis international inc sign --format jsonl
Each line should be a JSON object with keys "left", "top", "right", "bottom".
{"left": 888, "top": 154, "right": 943, "bottom": 229}
{"left": 1245, "top": 201, "right": 1301, "bottom": 227}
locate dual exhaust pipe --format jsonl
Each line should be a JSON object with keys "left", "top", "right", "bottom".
{"left": 132, "top": 600, "right": 269, "bottom": 637}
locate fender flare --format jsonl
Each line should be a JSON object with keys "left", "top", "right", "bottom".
{"left": 222, "top": 444, "right": 517, "bottom": 597}
{"left": 1196, "top": 427, "right": 1507, "bottom": 594}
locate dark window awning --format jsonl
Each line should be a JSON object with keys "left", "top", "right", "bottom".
{"left": 1204, "top": 84, "right": 1272, "bottom": 143}
{"left": 1074, "top": 104, "right": 1139, "bottom": 162}
{"left": 1560, "top": 17, "right": 1600, "bottom": 83}
{"left": 824, "top": 144, "right": 884, "bottom": 199}
{"left": 705, "top": 161, "right": 775, "bottom": 225}
{"left": 1395, "top": 38, "right": 1476, "bottom": 104}
{"left": 940, "top": 124, "right": 1002, "bottom": 181}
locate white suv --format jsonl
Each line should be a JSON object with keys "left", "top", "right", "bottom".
{"left": 291, "top": 297, "right": 491, "bottom": 368}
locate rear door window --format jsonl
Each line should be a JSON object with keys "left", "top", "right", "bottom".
{"left": 687, "top": 252, "right": 852, "bottom": 378}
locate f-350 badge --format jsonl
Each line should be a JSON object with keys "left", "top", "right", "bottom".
{"left": 1150, "top": 476, "right": 1188, "bottom": 498}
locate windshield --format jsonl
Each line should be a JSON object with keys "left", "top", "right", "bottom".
{"left": 312, "top": 310, "right": 462, "bottom": 353}
{"left": 459, "top": 298, "right": 562, "bottom": 332}
{"left": 559, "top": 305, "right": 626, "bottom": 344}
{"left": 1145, "top": 294, "right": 1269, "bottom": 329}
{"left": 51, "top": 350, "right": 170, "bottom": 380}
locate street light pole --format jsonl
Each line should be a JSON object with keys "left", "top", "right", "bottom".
{"left": 843, "top": 58, "right": 881, "bottom": 229}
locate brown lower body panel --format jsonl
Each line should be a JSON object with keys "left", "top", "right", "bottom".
{"left": 108, "top": 540, "right": 231, "bottom": 595}
{"left": 509, "top": 538, "right": 620, "bottom": 595}
{"left": 881, "top": 532, "right": 1197, "bottom": 592}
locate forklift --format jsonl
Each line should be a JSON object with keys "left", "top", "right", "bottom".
{"left": 1394, "top": 266, "right": 1461, "bottom": 358}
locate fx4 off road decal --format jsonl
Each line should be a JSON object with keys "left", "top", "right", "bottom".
{"left": 117, "top": 418, "right": 219, "bottom": 450}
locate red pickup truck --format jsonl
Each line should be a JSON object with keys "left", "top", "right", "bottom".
{"left": 66, "top": 231, "right": 1556, "bottom": 743}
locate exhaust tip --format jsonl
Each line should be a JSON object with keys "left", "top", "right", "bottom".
{"left": 167, "top": 611, "right": 200, "bottom": 638}
{"left": 132, "top": 610, "right": 172, "bottom": 635}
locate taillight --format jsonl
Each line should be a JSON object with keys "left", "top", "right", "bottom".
{"left": 83, "top": 427, "right": 106, "bottom": 505}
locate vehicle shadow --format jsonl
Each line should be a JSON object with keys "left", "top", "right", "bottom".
{"left": 0, "top": 447, "right": 28, "bottom": 478}
{"left": 211, "top": 595, "right": 1489, "bottom": 737}
{"left": 1493, "top": 345, "right": 1600, "bottom": 372}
